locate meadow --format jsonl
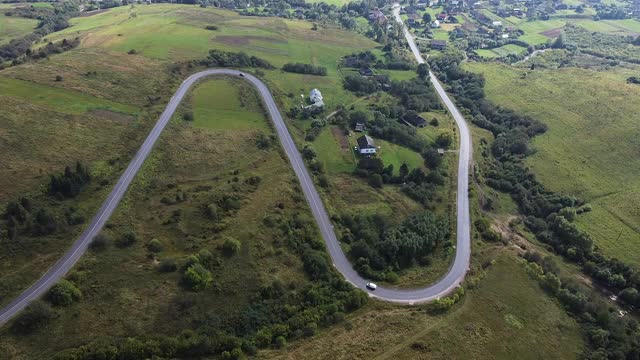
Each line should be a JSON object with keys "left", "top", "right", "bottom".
{"left": 0, "top": 13, "right": 37, "bottom": 45}
{"left": 261, "top": 255, "right": 584, "bottom": 359}
{"left": 0, "top": 76, "right": 316, "bottom": 357}
{"left": 465, "top": 62, "right": 640, "bottom": 267}
{"left": 475, "top": 43, "right": 527, "bottom": 58}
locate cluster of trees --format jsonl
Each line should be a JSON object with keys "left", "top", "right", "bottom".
{"left": 28, "top": 37, "right": 80, "bottom": 60}
{"left": 595, "top": 6, "right": 628, "bottom": 20}
{"left": 389, "top": 77, "right": 442, "bottom": 113}
{"left": 431, "top": 50, "right": 640, "bottom": 357}
{"left": 282, "top": 62, "right": 327, "bottom": 76}
{"left": 48, "top": 162, "right": 91, "bottom": 199}
{"left": 200, "top": 50, "right": 274, "bottom": 69}
{"left": 341, "top": 50, "right": 413, "bottom": 71}
{"left": 523, "top": 252, "right": 640, "bottom": 359}
{"left": 0, "top": 2, "right": 78, "bottom": 65}
{"left": 343, "top": 73, "right": 380, "bottom": 94}
{"left": 336, "top": 211, "right": 449, "bottom": 280}
{"left": 304, "top": 118, "right": 327, "bottom": 141}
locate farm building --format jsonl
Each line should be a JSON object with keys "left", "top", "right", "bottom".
{"left": 431, "top": 19, "right": 441, "bottom": 28}
{"left": 357, "top": 135, "right": 377, "bottom": 155}
{"left": 359, "top": 67, "right": 374, "bottom": 76}
{"left": 431, "top": 39, "right": 447, "bottom": 50}
{"left": 355, "top": 122, "right": 366, "bottom": 132}
{"left": 401, "top": 112, "right": 427, "bottom": 127}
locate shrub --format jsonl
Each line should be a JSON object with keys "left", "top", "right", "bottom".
{"left": 55, "top": 75, "right": 63, "bottom": 82}
{"left": 159, "top": 258, "right": 177, "bottom": 272}
{"left": 222, "top": 238, "right": 241, "bottom": 256}
{"left": 183, "top": 111, "right": 194, "bottom": 121}
{"left": 182, "top": 263, "right": 213, "bottom": 291}
{"left": 47, "top": 279, "right": 81, "bottom": 306}
{"left": 205, "top": 25, "right": 219, "bottom": 30}
{"left": 282, "top": 62, "right": 327, "bottom": 76}
{"left": 10, "top": 301, "right": 54, "bottom": 334}
{"left": 127, "top": 49, "right": 137, "bottom": 54}
{"left": 147, "top": 238, "right": 164, "bottom": 253}
{"left": 274, "top": 336, "right": 287, "bottom": 349}
{"left": 90, "top": 233, "right": 112, "bottom": 251}
{"left": 116, "top": 231, "right": 137, "bottom": 248}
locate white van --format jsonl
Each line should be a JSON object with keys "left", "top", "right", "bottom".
{"left": 366, "top": 282, "right": 377, "bottom": 290}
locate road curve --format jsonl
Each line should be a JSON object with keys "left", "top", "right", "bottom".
{"left": 1, "top": 44, "right": 472, "bottom": 324}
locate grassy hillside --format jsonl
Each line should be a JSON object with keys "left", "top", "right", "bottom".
{"left": 464, "top": 62, "right": 640, "bottom": 267}
{"left": 0, "top": 76, "right": 324, "bottom": 357}
{"left": 0, "top": 13, "right": 37, "bottom": 45}
{"left": 260, "top": 255, "right": 584, "bottom": 359}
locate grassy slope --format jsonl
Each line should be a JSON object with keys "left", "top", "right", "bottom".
{"left": 0, "top": 77, "right": 313, "bottom": 358}
{"left": 465, "top": 62, "right": 640, "bottom": 266}
{"left": 260, "top": 255, "right": 584, "bottom": 359}
{"left": 0, "top": 14, "right": 37, "bottom": 45}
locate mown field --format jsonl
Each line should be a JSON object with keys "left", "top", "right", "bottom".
{"left": 465, "top": 62, "right": 640, "bottom": 267}
{"left": 475, "top": 44, "right": 527, "bottom": 58}
{"left": 260, "top": 255, "right": 585, "bottom": 360}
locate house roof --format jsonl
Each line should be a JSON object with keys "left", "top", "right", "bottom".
{"left": 357, "top": 135, "right": 376, "bottom": 149}
{"left": 431, "top": 39, "right": 447, "bottom": 46}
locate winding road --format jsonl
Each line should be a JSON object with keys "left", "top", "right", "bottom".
{"left": 0, "top": 23, "right": 472, "bottom": 324}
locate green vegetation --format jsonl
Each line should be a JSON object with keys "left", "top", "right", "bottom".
{"left": 464, "top": 62, "right": 640, "bottom": 267}
{"left": 475, "top": 43, "right": 527, "bottom": 58}
{"left": 264, "top": 256, "right": 584, "bottom": 359}
{"left": 0, "top": 13, "right": 37, "bottom": 45}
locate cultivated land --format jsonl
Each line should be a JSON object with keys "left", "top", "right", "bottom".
{"left": 465, "top": 62, "right": 640, "bottom": 267}
{"left": 261, "top": 255, "right": 584, "bottom": 359}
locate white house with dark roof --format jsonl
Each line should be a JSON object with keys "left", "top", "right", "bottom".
{"left": 357, "top": 135, "right": 377, "bottom": 154}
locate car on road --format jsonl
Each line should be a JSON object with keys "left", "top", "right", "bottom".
{"left": 239, "top": 73, "right": 245, "bottom": 77}
{"left": 366, "top": 282, "right": 377, "bottom": 290}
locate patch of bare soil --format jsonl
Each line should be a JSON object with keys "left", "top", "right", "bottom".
{"left": 331, "top": 127, "right": 349, "bottom": 150}
{"left": 540, "top": 27, "right": 563, "bottom": 38}
{"left": 88, "top": 109, "right": 135, "bottom": 123}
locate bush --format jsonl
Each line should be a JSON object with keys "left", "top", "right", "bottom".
{"left": 47, "top": 279, "right": 81, "bottom": 306}
{"left": 205, "top": 25, "right": 219, "bottom": 30}
{"left": 55, "top": 75, "right": 63, "bottom": 82}
{"left": 147, "top": 238, "right": 164, "bottom": 253}
{"left": 159, "top": 258, "right": 177, "bottom": 272}
{"left": 127, "top": 49, "right": 137, "bottom": 54}
{"left": 222, "top": 238, "right": 241, "bottom": 256}
{"left": 183, "top": 112, "right": 194, "bottom": 121}
{"left": 274, "top": 336, "right": 287, "bottom": 349}
{"left": 116, "top": 231, "right": 137, "bottom": 248}
{"left": 90, "top": 233, "right": 111, "bottom": 251}
{"left": 10, "top": 301, "right": 54, "bottom": 334}
{"left": 182, "top": 263, "right": 213, "bottom": 291}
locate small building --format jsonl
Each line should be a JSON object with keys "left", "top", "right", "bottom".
{"left": 355, "top": 122, "right": 365, "bottom": 132}
{"left": 401, "top": 112, "right": 427, "bottom": 127}
{"left": 368, "top": 10, "right": 388, "bottom": 24}
{"left": 431, "top": 19, "right": 441, "bottom": 28}
{"left": 501, "top": 33, "right": 509, "bottom": 38}
{"left": 357, "top": 135, "right": 377, "bottom": 155}
{"left": 491, "top": 20, "right": 503, "bottom": 27}
{"left": 431, "top": 39, "right": 447, "bottom": 50}
{"left": 437, "top": 148, "right": 445, "bottom": 156}
{"left": 451, "top": 0, "right": 460, "bottom": 6}
{"left": 437, "top": 13, "right": 448, "bottom": 20}
{"left": 310, "top": 88, "right": 323, "bottom": 103}
{"left": 359, "top": 67, "right": 374, "bottom": 76}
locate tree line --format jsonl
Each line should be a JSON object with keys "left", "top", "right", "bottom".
{"left": 200, "top": 50, "right": 274, "bottom": 69}
{"left": 282, "top": 62, "right": 327, "bottom": 76}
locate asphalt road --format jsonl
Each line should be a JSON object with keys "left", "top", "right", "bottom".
{"left": 0, "top": 37, "right": 473, "bottom": 324}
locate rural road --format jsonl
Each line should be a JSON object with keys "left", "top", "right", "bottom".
{"left": 0, "top": 30, "right": 472, "bottom": 324}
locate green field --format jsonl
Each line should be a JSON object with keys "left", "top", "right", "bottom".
{"left": 465, "top": 62, "right": 640, "bottom": 266}
{"left": 0, "top": 14, "right": 37, "bottom": 45}
{"left": 476, "top": 43, "right": 528, "bottom": 58}
{"left": 377, "top": 139, "right": 424, "bottom": 173}
{"left": 573, "top": 18, "right": 640, "bottom": 35}
{"left": 264, "top": 255, "right": 584, "bottom": 359}
{"left": 191, "top": 78, "right": 268, "bottom": 130}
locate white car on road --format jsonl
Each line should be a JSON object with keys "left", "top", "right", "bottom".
{"left": 366, "top": 282, "right": 377, "bottom": 290}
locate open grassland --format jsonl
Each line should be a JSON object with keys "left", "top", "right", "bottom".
{"left": 465, "top": 62, "right": 640, "bottom": 267}
{"left": 313, "top": 126, "right": 357, "bottom": 174}
{"left": 475, "top": 44, "right": 527, "bottom": 58}
{"left": 378, "top": 139, "right": 424, "bottom": 173}
{"left": 0, "top": 77, "right": 314, "bottom": 358}
{"left": 0, "top": 14, "right": 37, "bottom": 45}
{"left": 261, "top": 255, "right": 584, "bottom": 359}
{"left": 191, "top": 78, "right": 268, "bottom": 130}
